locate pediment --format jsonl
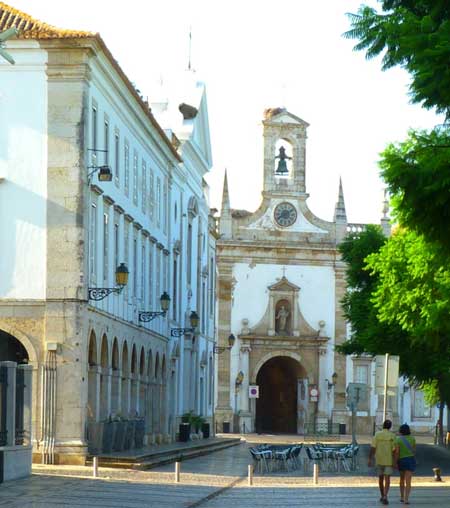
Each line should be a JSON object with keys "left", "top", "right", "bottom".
{"left": 268, "top": 276, "right": 300, "bottom": 292}
{"left": 264, "top": 108, "right": 309, "bottom": 127}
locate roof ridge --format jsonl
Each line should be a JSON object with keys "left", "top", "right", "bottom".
{"left": 0, "top": 1, "right": 94, "bottom": 38}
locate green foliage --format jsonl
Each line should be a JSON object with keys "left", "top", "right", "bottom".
{"left": 379, "top": 127, "right": 450, "bottom": 253}
{"left": 344, "top": 2, "right": 450, "bottom": 117}
{"left": 367, "top": 229, "right": 450, "bottom": 404}
{"left": 337, "top": 225, "right": 406, "bottom": 358}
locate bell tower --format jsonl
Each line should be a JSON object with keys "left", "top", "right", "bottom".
{"left": 262, "top": 107, "right": 309, "bottom": 198}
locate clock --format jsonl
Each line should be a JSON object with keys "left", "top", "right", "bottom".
{"left": 274, "top": 202, "right": 297, "bottom": 227}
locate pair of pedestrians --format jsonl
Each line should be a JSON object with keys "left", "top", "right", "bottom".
{"left": 368, "top": 420, "right": 416, "bottom": 505}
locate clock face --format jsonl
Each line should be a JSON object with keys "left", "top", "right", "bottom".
{"left": 274, "top": 202, "right": 297, "bottom": 227}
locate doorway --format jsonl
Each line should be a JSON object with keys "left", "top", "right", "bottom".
{"left": 255, "top": 356, "right": 305, "bottom": 433}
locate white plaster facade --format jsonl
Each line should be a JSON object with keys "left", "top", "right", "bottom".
{"left": 215, "top": 107, "right": 441, "bottom": 436}
{"left": 0, "top": 4, "right": 216, "bottom": 464}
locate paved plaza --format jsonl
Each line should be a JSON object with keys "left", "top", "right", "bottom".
{"left": 1, "top": 439, "right": 450, "bottom": 507}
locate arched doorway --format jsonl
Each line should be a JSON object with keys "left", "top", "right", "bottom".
{"left": 0, "top": 330, "right": 29, "bottom": 363}
{"left": 255, "top": 356, "right": 306, "bottom": 434}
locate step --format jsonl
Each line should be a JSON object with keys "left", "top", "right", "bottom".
{"left": 86, "top": 437, "right": 241, "bottom": 469}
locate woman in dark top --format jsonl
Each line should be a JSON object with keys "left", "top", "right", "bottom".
{"left": 394, "top": 424, "right": 416, "bottom": 504}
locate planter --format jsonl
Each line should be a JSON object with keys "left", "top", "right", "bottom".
{"left": 87, "top": 421, "right": 104, "bottom": 455}
{"left": 102, "top": 421, "right": 114, "bottom": 453}
{"left": 134, "top": 419, "right": 145, "bottom": 449}
{"left": 112, "top": 421, "right": 126, "bottom": 452}
{"left": 201, "top": 422, "right": 210, "bottom": 439}
{"left": 123, "top": 420, "right": 136, "bottom": 450}
{"left": 179, "top": 422, "right": 190, "bottom": 442}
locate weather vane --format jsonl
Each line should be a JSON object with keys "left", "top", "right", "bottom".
{"left": 0, "top": 28, "right": 19, "bottom": 64}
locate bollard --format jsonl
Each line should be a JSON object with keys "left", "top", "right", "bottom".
{"left": 175, "top": 461, "right": 181, "bottom": 483}
{"left": 313, "top": 462, "right": 319, "bottom": 485}
{"left": 433, "top": 467, "right": 442, "bottom": 482}
{"left": 93, "top": 456, "right": 98, "bottom": 478}
{"left": 248, "top": 464, "right": 254, "bottom": 486}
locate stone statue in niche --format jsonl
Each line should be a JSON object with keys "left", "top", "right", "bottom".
{"left": 275, "top": 146, "right": 291, "bottom": 175}
{"left": 275, "top": 300, "right": 291, "bottom": 335}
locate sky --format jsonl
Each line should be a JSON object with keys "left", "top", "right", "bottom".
{"left": 8, "top": 0, "right": 443, "bottom": 224}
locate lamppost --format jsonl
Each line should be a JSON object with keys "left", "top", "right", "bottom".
{"left": 214, "top": 333, "right": 236, "bottom": 354}
{"left": 88, "top": 263, "right": 129, "bottom": 301}
{"left": 171, "top": 311, "right": 199, "bottom": 337}
{"left": 138, "top": 292, "right": 171, "bottom": 322}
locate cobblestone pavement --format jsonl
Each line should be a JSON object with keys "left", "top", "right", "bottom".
{"left": 2, "top": 438, "right": 449, "bottom": 507}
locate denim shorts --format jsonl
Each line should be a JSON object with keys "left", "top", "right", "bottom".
{"left": 398, "top": 456, "right": 416, "bottom": 472}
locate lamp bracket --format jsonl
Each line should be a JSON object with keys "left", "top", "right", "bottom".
{"left": 138, "top": 310, "right": 166, "bottom": 322}
{"left": 88, "top": 286, "right": 124, "bottom": 301}
{"left": 171, "top": 327, "right": 195, "bottom": 337}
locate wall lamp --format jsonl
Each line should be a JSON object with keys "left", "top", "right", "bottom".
{"left": 325, "top": 372, "right": 338, "bottom": 390}
{"left": 214, "top": 333, "right": 236, "bottom": 354}
{"left": 139, "top": 292, "right": 171, "bottom": 322}
{"left": 87, "top": 148, "right": 112, "bottom": 182}
{"left": 171, "top": 311, "right": 199, "bottom": 337}
{"left": 88, "top": 263, "right": 129, "bottom": 301}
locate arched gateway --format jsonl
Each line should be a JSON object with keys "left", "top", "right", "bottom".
{"left": 255, "top": 355, "right": 308, "bottom": 434}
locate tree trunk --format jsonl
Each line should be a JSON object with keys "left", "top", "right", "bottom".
{"left": 438, "top": 399, "right": 444, "bottom": 446}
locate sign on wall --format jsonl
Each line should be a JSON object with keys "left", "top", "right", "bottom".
{"left": 309, "top": 386, "right": 319, "bottom": 402}
{"left": 249, "top": 385, "right": 259, "bottom": 398}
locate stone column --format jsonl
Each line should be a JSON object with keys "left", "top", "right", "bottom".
{"left": 18, "top": 364, "right": 33, "bottom": 446}
{"left": 238, "top": 347, "right": 252, "bottom": 434}
{"left": 215, "top": 262, "right": 234, "bottom": 430}
{"left": 1, "top": 361, "right": 17, "bottom": 446}
{"left": 332, "top": 262, "right": 349, "bottom": 428}
{"left": 110, "top": 368, "right": 121, "bottom": 416}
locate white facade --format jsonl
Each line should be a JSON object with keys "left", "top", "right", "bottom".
{"left": 0, "top": 4, "right": 215, "bottom": 464}
{"left": 215, "top": 107, "right": 441, "bottom": 436}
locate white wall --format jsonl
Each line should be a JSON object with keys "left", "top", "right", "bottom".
{"left": 0, "top": 43, "right": 47, "bottom": 299}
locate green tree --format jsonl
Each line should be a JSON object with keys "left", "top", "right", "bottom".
{"left": 378, "top": 127, "right": 450, "bottom": 253}
{"left": 344, "top": 1, "right": 450, "bottom": 117}
{"left": 367, "top": 229, "right": 450, "bottom": 441}
{"left": 338, "top": 225, "right": 404, "bottom": 356}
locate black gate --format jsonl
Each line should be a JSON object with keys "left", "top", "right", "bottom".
{"left": 0, "top": 366, "right": 7, "bottom": 447}
{"left": 15, "top": 368, "right": 25, "bottom": 445}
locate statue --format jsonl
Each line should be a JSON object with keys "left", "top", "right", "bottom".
{"left": 275, "top": 146, "right": 291, "bottom": 175}
{"left": 276, "top": 305, "right": 290, "bottom": 333}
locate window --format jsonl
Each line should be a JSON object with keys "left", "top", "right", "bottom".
{"left": 187, "top": 224, "right": 193, "bottom": 285}
{"left": 149, "top": 244, "right": 154, "bottom": 308}
{"left": 114, "top": 130, "right": 120, "bottom": 185}
{"left": 133, "top": 236, "right": 138, "bottom": 298}
{"left": 142, "top": 160, "right": 147, "bottom": 214}
{"left": 133, "top": 151, "right": 138, "bottom": 205}
{"left": 141, "top": 244, "right": 145, "bottom": 302}
{"left": 124, "top": 140, "right": 130, "bottom": 196}
{"left": 156, "top": 177, "right": 161, "bottom": 227}
{"left": 89, "top": 202, "right": 97, "bottom": 285}
{"left": 103, "top": 212, "right": 109, "bottom": 284}
{"left": 156, "top": 248, "right": 161, "bottom": 300}
{"left": 354, "top": 365, "right": 369, "bottom": 385}
{"left": 209, "top": 256, "right": 214, "bottom": 316}
{"left": 91, "top": 105, "right": 98, "bottom": 167}
{"left": 114, "top": 221, "right": 119, "bottom": 269}
{"left": 172, "top": 257, "right": 178, "bottom": 321}
{"left": 104, "top": 117, "right": 109, "bottom": 165}
{"left": 413, "top": 390, "right": 431, "bottom": 418}
{"left": 124, "top": 223, "right": 130, "bottom": 299}
{"left": 163, "top": 178, "right": 168, "bottom": 234}
{"left": 201, "top": 280, "right": 206, "bottom": 333}
{"left": 149, "top": 170, "right": 154, "bottom": 221}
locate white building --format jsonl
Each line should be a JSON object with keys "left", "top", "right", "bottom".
{"left": 215, "top": 107, "right": 442, "bottom": 436}
{"left": 0, "top": 2, "right": 215, "bottom": 465}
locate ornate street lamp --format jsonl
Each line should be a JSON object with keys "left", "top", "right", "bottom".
{"left": 170, "top": 311, "right": 199, "bottom": 337}
{"left": 326, "top": 372, "right": 338, "bottom": 390}
{"left": 138, "top": 292, "right": 171, "bottom": 322}
{"left": 88, "top": 263, "right": 129, "bottom": 301}
{"left": 87, "top": 149, "right": 113, "bottom": 182}
{"left": 214, "top": 333, "right": 236, "bottom": 354}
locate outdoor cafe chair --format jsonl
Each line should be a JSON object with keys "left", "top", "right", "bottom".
{"left": 249, "top": 447, "right": 272, "bottom": 474}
